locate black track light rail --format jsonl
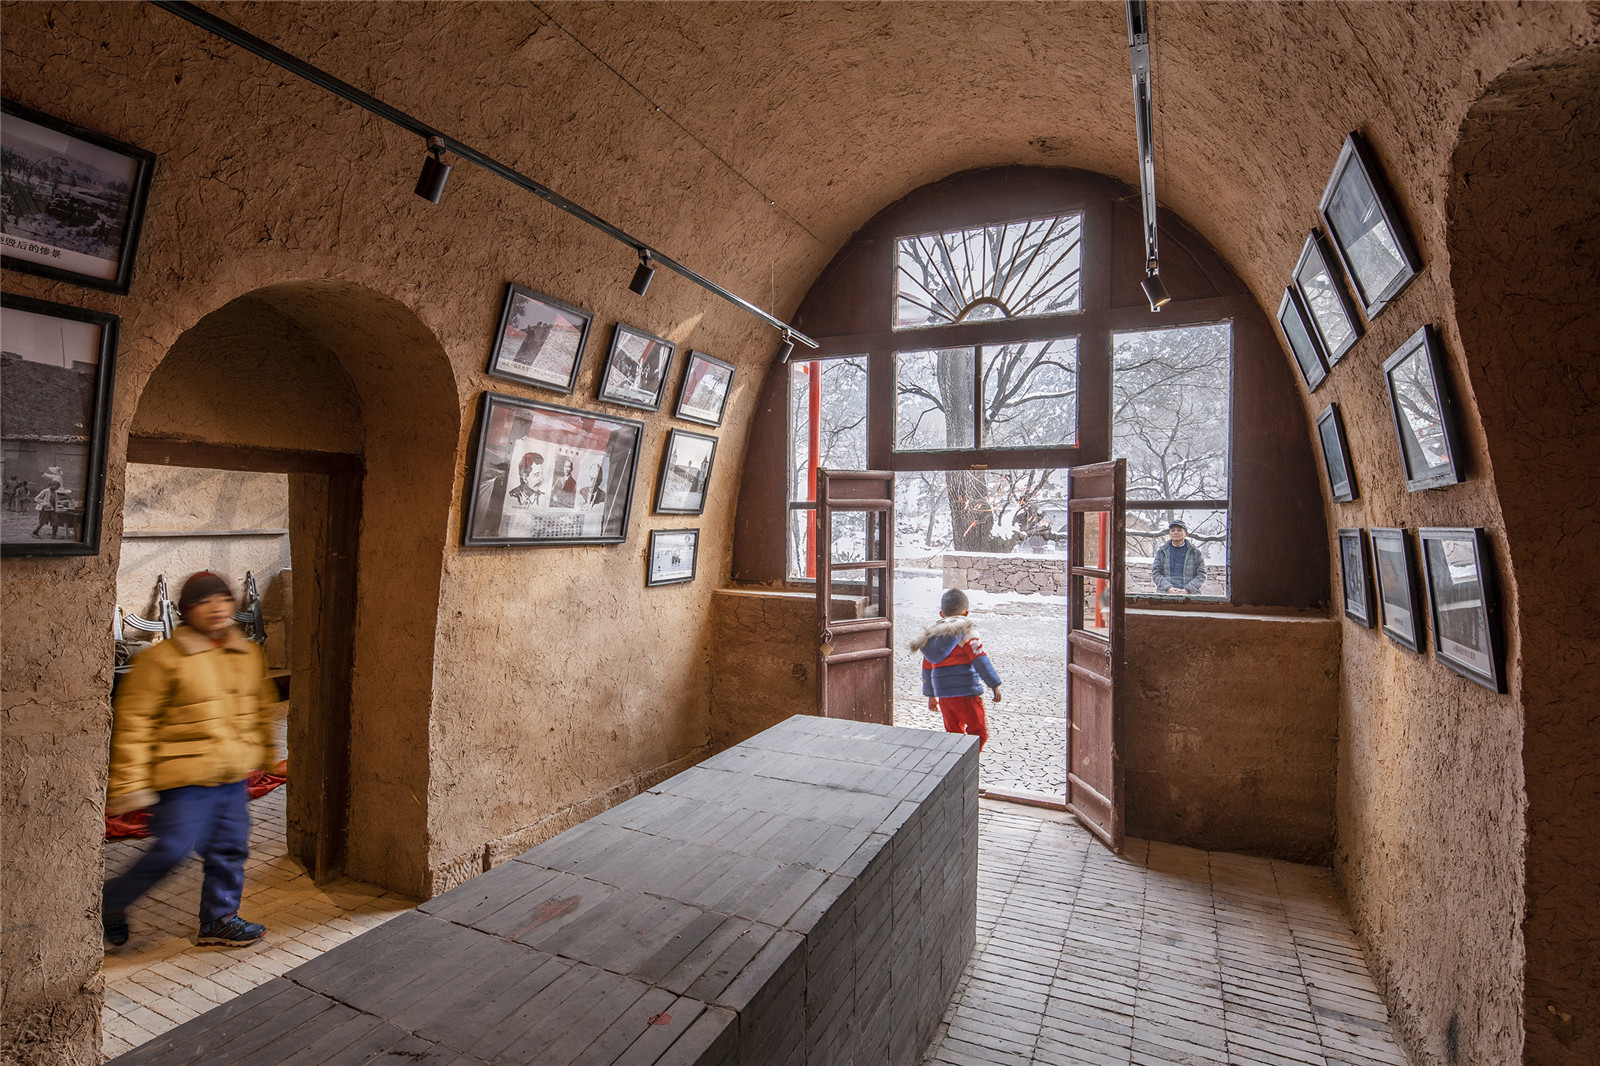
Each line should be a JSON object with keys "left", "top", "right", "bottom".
{"left": 150, "top": 1, "right": 818, "bottom": 351}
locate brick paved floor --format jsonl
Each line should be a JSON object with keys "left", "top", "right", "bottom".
{"left": 921, "top": 803, "right": 1410, "bottom": 1066}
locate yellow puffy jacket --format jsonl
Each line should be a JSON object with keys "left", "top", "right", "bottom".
{"left": 107, "top": 625, "right": 278, "bottom": 798}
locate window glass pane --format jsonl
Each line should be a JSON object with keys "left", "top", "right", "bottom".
{"left": 1075, "top": 572, "right": 1111, "bottom": 639}
{"left": 1112, "top": 324, "right": 1231, "bottom": 500}
{"left": 829, "top": 511, "right": 887, "bottom": 565}
{"left": 828, "top": 568, "right": 885, "bottom": 621}
{"left": 981, "top": 339, "right": 1078, "bottom": 449}
{"left": 1127, "top": 507, "right": 1228, "bottom": 599}
{"left": 789, "top": 356, "right": 867, "bottom": 503}
{"left": 895, "top": 214, "right": 1083, "bottom": 328}
{"left": 1077, "top": 509, "right": 1110, "bottom": 570}
{"left": 896, "top": 348, "right": 976, "bottom": 451}
{"left": 787, "top": 506, "right": 817, "bottom": 581}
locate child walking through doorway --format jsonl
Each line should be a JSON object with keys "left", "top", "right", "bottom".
{"left": 911, "top": 588, "right": 1002, "bottom": 749}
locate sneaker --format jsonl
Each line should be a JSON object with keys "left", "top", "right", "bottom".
{"left": 197, "top": 913, "right": 265, "bottom": 948}
{"left": 103, "top": 910, "right": 129, "bottom": 947}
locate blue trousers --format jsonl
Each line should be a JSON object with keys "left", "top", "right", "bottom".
{"left": 104, "top": 780, "right": 251, "bottom": 923}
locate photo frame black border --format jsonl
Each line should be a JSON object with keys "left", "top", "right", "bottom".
{"left": 1370, "top": 527, "right": 1423, "bottom": 653}
{"left": 645, "top": 527, "right": 700, "bottom": 587}
{"left": 0, "top": 292, "right": 119, "bottom": 558}
{"left": 1337, "top": 528, "right": 1376, "bottom": 629}
{"left": 0, "top": 98, "right": 156, "bottom": 295}
{"left": 1418, "top": 526, "right": 1506, "bottom": 693}
{"left": 1315, "top": 403, "right": 1358, "bottom": 503}
{"left": 460, "top": 391, "right": 643, "bottom": 547}
{"left": 1318, "top": 131, "right": 1423, "bottom": 321}
{"left": 654, "top": 427, "right": 719, "bottom": 517}
{"left": 485, "top": 283, "right": 593, "bottom": 395}
{"left": 1291, "top": 230, "right": 1363, "bottom": 365}
{"left": 1382, "top": 325, "right": 1464, "bottom": 493}
{"left": 1276, "top": 288, "right": 1329, "bottom": 391}
{"left": 596, "top": 323, "right": 676, "bottom": 413}
{"left": 673, "top": 350, "right": 736, "bottom": 428}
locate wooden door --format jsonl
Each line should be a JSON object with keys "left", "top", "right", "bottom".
{"left": 816, "top": 469, "right": 895, "bottom": 724}
{"left": 1065, "top": 459, "right": 1126, "bottom": 851}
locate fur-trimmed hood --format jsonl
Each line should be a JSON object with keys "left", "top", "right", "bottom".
{"left": 910, "top": 615, "right": 978, "bottom": 661}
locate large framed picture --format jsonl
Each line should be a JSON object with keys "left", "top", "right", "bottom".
{"left": 1318, "top": 132, "right": 1422, "bottom": 320}
{"left": 1382, "top": 326, "right": 1463, "bottom": 492}
{"left": 674, "top": 350, "right": 735, "bottom": 427}
{"left": 462, "top": 392, "right": 643, "bottom": 546}
{"left": 487, "top": 284, "right": 593, "bottom": 393}
{"left": 1, "top": 99, "right": 156, "bottom": 295}
{"left": 1337, "top": 528, "right": 1376, "bottom": 629}
{"left": 1292, "top": 231, "right": 1361, "bottom": 365}
{"left": 1, "top": 293, "right": 119, "bottom": 557}
{"left": 646, "top": 528, "right": 699, "bottom": 586}
{"left": 654, "top": 428, "right": 717, "bottom": 516}
{"left": 1277, "top": 288, "right": 1328, "bottom": 391}
{"left": 1419, "top": 527, "right": 1505, "bottom": 693}
{"left": 1315, "top": 403, "right": 1358, "bottom": 503}
{"left": 597, "top": 323, "right": 675, "bottom": 412}
{"left": 1370, "top": 527, "right": 1422, "bottom": 653}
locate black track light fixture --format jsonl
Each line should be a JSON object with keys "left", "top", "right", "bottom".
{"left": 1141, "top": 260, "right": 1172, "bottom": 311}
{"left": 775, "top": 330, "right": 796, "bottom": 365}
{"left": 414, "top": 135, "right": 451, "bottom": 203}
{"left": 629, "top": 249, "right": 656, "bottom": 296}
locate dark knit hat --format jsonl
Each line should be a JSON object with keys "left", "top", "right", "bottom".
{"left": 178, "top": 571, "right": 234, "bottom": 612}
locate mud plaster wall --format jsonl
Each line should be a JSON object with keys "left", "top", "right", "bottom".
{"left": 708, "top": 589, "right": 817, "bottom": 748}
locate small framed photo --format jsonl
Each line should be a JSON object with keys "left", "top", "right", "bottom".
{"left": 1337, "top": 528, "right": 1376, "bottom": 628}
{"left": 1277, "top": 288, "right": 1328, "bottom": 391}
{"left": 654, "top": 428, "right": 718, "bottom": 516}
{"left": 646, "top": 528, "right": 699, "bottom": 586}
{"left": 597, "top": 323, "right": 676, "bottom": 411}
{"left": 1382, "top": 326, "right": 1463, "bottom": 492}
{"left": 1318, "top": 132, "right": 1422, "bottom": 320}
{"left": 487, "top": 284, "right": 593, "bottom": 393}
{"left": 462, "top": 392, "right": 643, "bottom": 546}
{"left": 1292, "top": 231, "right": 1362, "bottom": 365}
{"left": 1, "top": 293, "right": 119, "bottom": 557}
{"left": 1315, "top": 403, "right": 1358, "bottom": 503}
{"left": 674, "top": 350, "right": 735, "bottom": 427}
{"left": 1370, "top": 527, "right": 1422, "bottom": 653}
{"left": 1, "top": 99, "right": 156, "bottom": 295}
{"left": 1419, "top": 527, "right": 1505, "bottom": 693}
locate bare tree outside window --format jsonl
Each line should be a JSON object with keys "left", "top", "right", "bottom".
{"left": 787, "top": 356, "right": 867, "bottom": 578}
{"left": 895, "top": 215, "right": 1083, "bottom": 329}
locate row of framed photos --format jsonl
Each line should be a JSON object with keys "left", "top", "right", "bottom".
{"left": 1339, "top": 526, "right": 1505, "bottom": 693}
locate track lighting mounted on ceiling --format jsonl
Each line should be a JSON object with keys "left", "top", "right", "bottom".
{"left": 1127, "top": 0, "right": 1172, "bottom": 312}
{"left": 629, "top": 250, "right": 656, "bottom": 297}
{"left": 414, "top": 136, "right": 451, "bottom": 204}
{"left": 774, "top": 330, "right": 796, "bottom": 365}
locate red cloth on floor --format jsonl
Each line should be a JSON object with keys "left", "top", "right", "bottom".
{"left": 937, "top": 694, "right": 988, "bottom": 749}
{"left": 104, "top": 762, "right": 288, "bottom": 839}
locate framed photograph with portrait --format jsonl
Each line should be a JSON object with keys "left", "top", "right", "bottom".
{"left": 1419, "top": 527, "right": 1505, "bottom": 693}
{"left": 1, "top": 293, "right": 119, "bottom": 557}
{"left": 654, "top": 428, "right": 717, "bottom": 516}
{"left": 1318, "top": 131, "right": 1422, "bottom": 320}
{"left": 1337, "top": 528, "right": 1375, "bottom": 629}
{"left": 1383, "top": 326, "right": 1463, "bottom": 492}
{"left": 487, "top": 284, "right": 593, "bottom": 393}
{"left": 646, "top": 528, "right": 699, "bottom": 586}
{"left": 1292, "top": 231, "right": 1361, "bottom": 365}
{"left": 674, "top": 350, "right": 735, "bottom": 427}
{"left": 1315, "top": 403, "right": 1358, "bottom": 503}
{"left": 1, "top": 99, "right": 156, "bottom": 295}
{"left": 597, "top": 323, "right": 675, "bottom": 412}
{"left": 462, "top": 392, "right": 642, "bottom": 546}
{"left": 1277, "top": 288, "right": 1328, "bottom": 391}
{"left": 1370, "top": 527, "right": 1422, "bottom": 653}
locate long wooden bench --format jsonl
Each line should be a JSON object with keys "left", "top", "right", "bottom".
{"left": 111, "top": 716, "right": 979, "bottom": 1065}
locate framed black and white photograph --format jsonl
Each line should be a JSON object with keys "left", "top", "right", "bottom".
{"left": 673, "top": 350, "right": 735, "bottom": 427}
{"left": 1277, "top": 288, "right": 1328, "bottom": 391}
{"left": 462, "top": 392, "right": 643, "bottom": 546}
{"left": 1383, "top": 326, "right": 1463, "bottom": 492}
{"left": 1337, "top": 528, "right": 1376, "bottom": 629}
{"left": 1419, "top": 527, "right": 1505, "bottom": 693}
{"left": 1292, "top": 231, "right": 1361, "bottom": 365}
{"left": 597, "top": 323, "right": 675, "bottom": 412}
{"left": 1, "top": 293, "right": 118, "bottom": 557}
{"left": 1318, "top": 131, "right": 1422, "bottom": 320}
{"left": 487, "top": 284, "right": 593, "bottom": 393}
{"left": 654, "top": 428, "right": 717, "bottom": 516}
{"left": 646, "top": 528, "right": 699, "bottom": 586}
{"left": 1315, "top": 403, "right": 1358, "bottom": 503}
{"left": 1370, "top": 527, "right": 1422, "bottom": 653}
{"left": 1, "top": 99, "right": 156, "bottom": 295}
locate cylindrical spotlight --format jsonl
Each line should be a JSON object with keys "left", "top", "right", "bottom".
{"left": 775, "top": 331, "right": 795, "bottom": 364}
{"left": 414, "top": 136, "right": 451, "bottom": 203}
{"left": 629, "top": 251, "right": 656, "bottom": 296}
{"left": 1141, "top": 269, "right": 1172, "bottom": 312}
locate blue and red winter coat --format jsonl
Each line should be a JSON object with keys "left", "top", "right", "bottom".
{"left": 910, "top": 616, "right": 1002, "bottom": 698}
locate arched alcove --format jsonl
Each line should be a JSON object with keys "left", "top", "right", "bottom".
{"left": 1448, "top": 46, "right": 1600, "bottom": 1064}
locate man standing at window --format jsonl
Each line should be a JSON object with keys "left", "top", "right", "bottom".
{"left": 1152, "top": 520, "right": 1207, "bottom": 595}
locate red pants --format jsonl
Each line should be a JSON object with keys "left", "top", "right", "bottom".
{"left": 937, "top": 695, "right": 988, "bottom": 749}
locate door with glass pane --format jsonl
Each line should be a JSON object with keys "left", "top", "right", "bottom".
{"left": 816, "top": 468, "right": 895, "bottom": 725}
{"left": 1065, "top": 459, "right": 1126, "bottom": 851}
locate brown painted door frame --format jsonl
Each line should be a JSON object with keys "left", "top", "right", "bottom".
{"left": 127, "top": 437, "right": 361, "bottom": 881}
{"left": 1065, "top": 459, "right": 1126, "bottom": 851}
{"left": 815, "top": 468, "right": 895, "bottom": 725}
